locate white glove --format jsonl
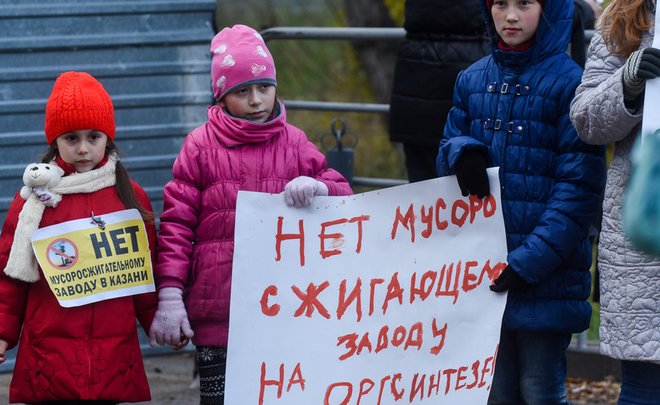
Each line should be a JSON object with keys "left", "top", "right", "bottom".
{"left": 284, "top": 176, "right": 329, "bottom": 208}
{"left": 148, "top": 287, "right": 194, "bottom": 346}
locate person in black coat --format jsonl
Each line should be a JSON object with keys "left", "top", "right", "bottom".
{"left": 572, "top": 0, "right": 604, "bottom": 303}
{"left": 571, "top": 0, "right": 597, "bottom": 67}
{"left": 388, "top": 0, "right": 488, "bottom": 183}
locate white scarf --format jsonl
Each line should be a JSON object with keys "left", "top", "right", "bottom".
{"left": 4, "top": 154, "right": 118, "bottom": 282}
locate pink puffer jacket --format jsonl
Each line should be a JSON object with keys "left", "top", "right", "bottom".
{"left": 156, "top": 103, "right": 352, "bottom": 346}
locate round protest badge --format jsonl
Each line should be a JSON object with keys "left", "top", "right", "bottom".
{"left": 46, "top": 238, "right": 78, "bottom": 270}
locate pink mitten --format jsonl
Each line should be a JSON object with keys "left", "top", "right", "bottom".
{"left": 284, "top": 176, "right": 329, "bottom": 208}
{"left": 0, "top": 339, "right": 7, "bottom": 364}
{"left": 148, "top": 287, "right": 194, "bottom": 346}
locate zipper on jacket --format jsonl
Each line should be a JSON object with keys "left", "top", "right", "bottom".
{"left": 498, "top": 72, "right": 520, "bottom": 193}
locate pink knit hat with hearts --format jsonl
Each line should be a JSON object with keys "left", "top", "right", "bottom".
{"left": 210, "top": 24, "right": 277, "bottom": 100}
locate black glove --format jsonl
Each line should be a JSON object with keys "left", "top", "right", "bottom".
{"left": 623, "top": 47, "right": 660, "bottom": 101}
{"left": 455, "top": 149, "right": 490, "bottom": 198}
{"left": 490, "top": 265, "right": 531, "bottom": 293}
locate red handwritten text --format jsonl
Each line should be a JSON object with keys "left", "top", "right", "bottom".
{"left": 259, "top": 362, "right": 306, "bottom": 405}
{"left": 336, "top": 318, "right": 448, "bottom": 361}
{"left": 259, "top": 260, "right": 506, "bottom": 319}
{"left": 322, "top": 348, "right": 497, "bottom": 405}
{"left": 392, "top": 195, "right": 497, "bottom": 242}
{"left": 275, "top": 215, "right": 371, "bottom": 267}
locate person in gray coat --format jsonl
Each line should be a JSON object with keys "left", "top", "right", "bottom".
{"left": 570, "top": 0, "right": 660, "bottom": 403}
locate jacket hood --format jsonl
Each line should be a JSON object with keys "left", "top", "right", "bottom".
{"left": 482, "top": 0, "right": 574, "bottom": 65}
{"left": 207, "top": 100, "right": 286, "bottom": 147}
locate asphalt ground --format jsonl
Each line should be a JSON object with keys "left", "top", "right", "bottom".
{"left": 0, "top": 350, "right": 618, "bottom": 404}
{"left": 0, "top": 351, "right": 200, "bottom": 405}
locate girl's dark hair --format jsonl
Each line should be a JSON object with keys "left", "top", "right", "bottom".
{"left": 42, "top": 140, "right": 154, "bottom": 224}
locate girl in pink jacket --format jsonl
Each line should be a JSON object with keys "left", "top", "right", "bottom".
{"left": 148, "top": 24, "right": 353, "bottom": 404}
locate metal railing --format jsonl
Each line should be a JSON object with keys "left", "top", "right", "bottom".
{"left": 261, "top": 26, "right": 596, "bottom": 351}
{"left": 263, "top": 26, "right": 595, "bottom": 189}
{"left": 263, "top": 26, "right": 407, "bottom": 189}
{"left": 0, "top": 27, "right": 598, "bottom": 374}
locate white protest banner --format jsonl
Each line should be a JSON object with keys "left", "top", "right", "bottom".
{"left": 640, "top": 10, "right": 660, "bottom": 140}
{"left": 226, "top": 168, "right": 508, "bottom": 405}
{"left": 31, "top": 208, "right": 154, "bottom": 307}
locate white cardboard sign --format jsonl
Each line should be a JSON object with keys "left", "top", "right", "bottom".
{"left": 226, "top": 169, "right": 508, "bottom": 405}
{"left": 640, "top": 10, "right": 660, "bottom": 139}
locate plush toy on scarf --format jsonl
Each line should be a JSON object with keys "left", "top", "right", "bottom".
{"left": 4, "top": 156, "right": 117, "bottom": 282}
{"left": 20, "top": 163, "right": 65, "bottom": 207}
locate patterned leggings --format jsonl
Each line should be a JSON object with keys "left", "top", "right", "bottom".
{"left": 196, "top": 346, "right": 227, "bottom": 405}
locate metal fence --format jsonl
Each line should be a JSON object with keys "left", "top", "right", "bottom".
{"left": 0, "top": 23, "right": 598, "bottom": 373}
{"left": 262, "top": 26, "right": 594, "bottom": 189}
{"left": 0, "top": 0, "right": 216, "bottom": 227}
{"left": 0, "top": 0, "right": 215, "bottom": 373}
{"left": 260, "top": 26, "right": 596, "bottom": 352}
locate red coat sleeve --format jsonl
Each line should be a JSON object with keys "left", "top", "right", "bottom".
{"left": 0, "top": 193, "right": 29, "bottom": 348}
{"left": 129, "top": 181, "right": 158, "bottom": 334}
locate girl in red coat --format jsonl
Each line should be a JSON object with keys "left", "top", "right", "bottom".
{"left": 148, "top": 24, "right": 353, "bottom": 404}
{"left": 0, "top": 71, "right": 159, "bottom": 404}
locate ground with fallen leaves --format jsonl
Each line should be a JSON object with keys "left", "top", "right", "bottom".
{"left": 566, "top": 375, "right": 621, "bottom": 405}
{"left": 1, "top": 353, "right": 623, "bottom": 404}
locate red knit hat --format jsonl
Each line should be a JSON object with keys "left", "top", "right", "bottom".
{"left": 44, "top": 71, "right": 115, "bottom": 144}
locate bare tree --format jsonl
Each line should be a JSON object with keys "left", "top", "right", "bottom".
{"left": 343, "top": 0, "right": 400, "bottom": 102}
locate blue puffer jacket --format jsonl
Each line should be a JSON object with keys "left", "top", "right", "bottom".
{"left": 436, "top": 0, "right": 605, "bottom": 333}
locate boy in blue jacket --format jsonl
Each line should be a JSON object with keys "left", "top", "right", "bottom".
{"left": 436, "top": 0, "right": 605, "bottom": 403}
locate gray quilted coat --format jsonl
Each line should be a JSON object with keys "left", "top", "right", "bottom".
{"left": 570, "top": 11, "right": 660, "bottom": 363}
